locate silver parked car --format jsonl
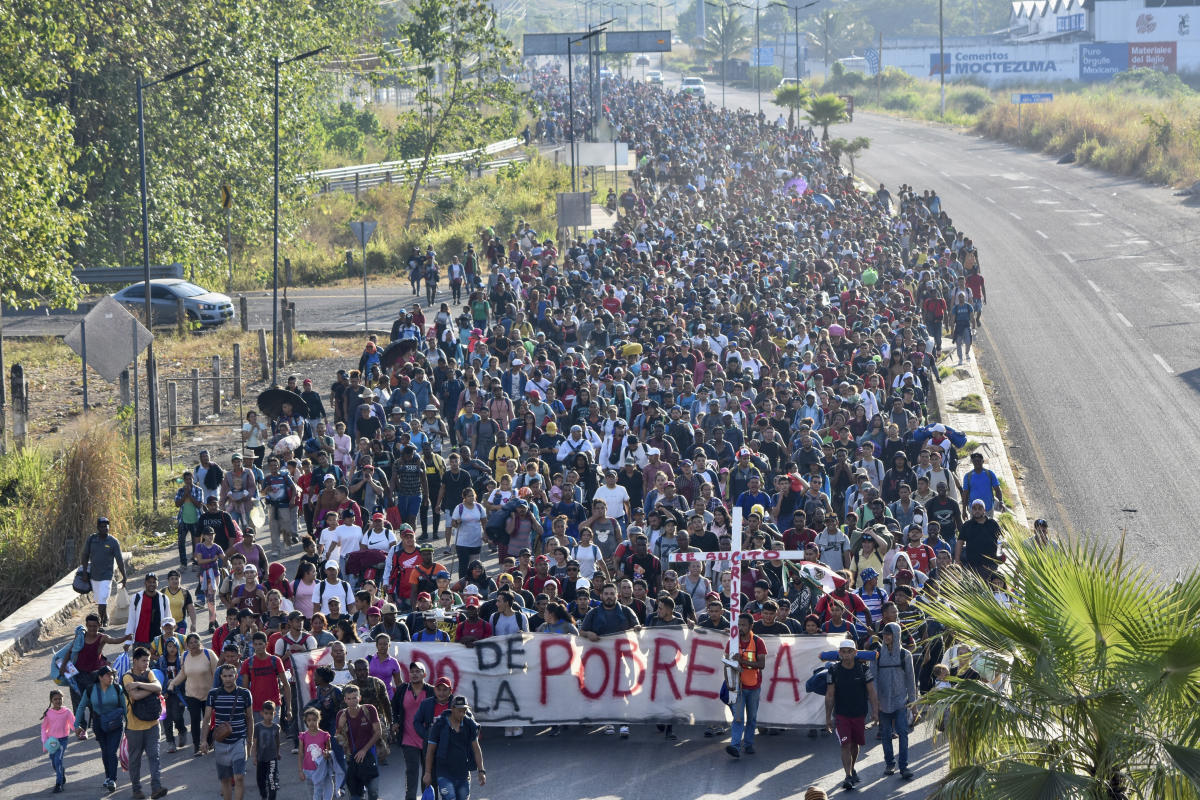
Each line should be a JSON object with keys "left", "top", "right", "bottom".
{"left": 112, "top": 279, "right": 235, "bottom": 327}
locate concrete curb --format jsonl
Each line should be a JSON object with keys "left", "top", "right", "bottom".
{"left": 933, "top": 346, "right": 1030, "bottom": 530}
{"left": 0, "top": 553, "right": 132, "bottom": 675}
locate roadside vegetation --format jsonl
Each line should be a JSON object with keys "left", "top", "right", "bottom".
{"left": 818, "top": 64, "right": 1200, "bottom": 187}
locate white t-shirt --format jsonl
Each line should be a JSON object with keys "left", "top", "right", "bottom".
{"left": 570, "top": 544, "right": 603, "bottom": 579}
{"left": 360, "top": 527, "right": 395, "bottom": 551}
{"left": 593, "top": 484, "right": 631, "bottom": 520}
{"left": 315, "top": 579, "right": 353, "bottom": 614}
{"left": 322, "top": 523, "right": 363, "bottom": 561}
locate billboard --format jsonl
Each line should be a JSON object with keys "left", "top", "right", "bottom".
{"left": 523, "top": 32, "right": 588, "bottom": 56}
{"left": 928, "top": 49, "right": 1062, "bottom": 77}
{"left": 1079, "top": 42, "right": 1129, "bottom": 82}
{"left": 1129, "top": 41, "right": 1177, "bottom": 72}
{"left": 605, "top": 29, "right": 672, "bottom": 53}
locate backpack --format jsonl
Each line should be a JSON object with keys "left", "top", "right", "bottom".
{"left": 89, "top": 683, "right": 125, "bottom": 733}
{"left": 51, "top": 625, "right": 87, "bottom": 685}
{"left": 315, "top": 579, "right": 350, "bottom": 611}
{"left": 805, "top": 662, "right": 837, "bottom": 696}
{"left": 489, "top": 611, "right": 528, "bottom": 632}
{"left": 127, "top": 671, "right": 164, "bottom": 722}
{"left": 484, "top": 498, "right": 522, "bottom": 545}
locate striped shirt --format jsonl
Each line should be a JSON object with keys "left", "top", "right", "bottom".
{"left": 206, "top": 686, "right": 253, "bottom": 742}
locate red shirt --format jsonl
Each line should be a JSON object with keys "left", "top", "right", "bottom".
{"left": 965, "top": 274, "right": 985, "bottom": 300}
{"left": 904, "top": 543, "right": 935, "bottom": 573}
{"left": 783, "top": 527, "right": 817, "bottom": 550}
{"left": 455, "top": 619, "right": 493, "bottom": 643}
{"left": 238, "top": 654, "right": 285, "bottom": 711}
{"left": 816, "top": 590, "right": 867, "bottom": 621}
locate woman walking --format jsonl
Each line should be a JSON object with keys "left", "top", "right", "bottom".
{"left": 74, "top": 665, "right": 124, "bottom": 793}
{"left": 167, "top": 633, "right": 218, "bottom": 756}
{"left": 950, "top": 290, "right": 974, "bottom": 365}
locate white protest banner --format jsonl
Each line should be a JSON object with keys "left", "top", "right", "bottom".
{"left": 292, "top": 630, "right": 843, "bottom": 727}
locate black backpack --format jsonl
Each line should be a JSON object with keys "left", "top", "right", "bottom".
{"left": 127, "top": 672, "right": 163, "bottom": 722}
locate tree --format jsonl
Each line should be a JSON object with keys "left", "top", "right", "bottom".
{"left": 0, "top": 1, "right": 85, "bottom": 309}
{"left": 843, "top": 136, "right": 870, "bottom": 175}
{"left": 805, "top": 93, "right": 847, "bottom": 141}
{"left": 393, "top": 0, "right": 520, "bottom": 228}
{"left": 919, "top": 541, "right": 1200, "bottom": 800}
{"left": 773, "top": 83, "right": 812, "bottom": 131}
{"left": 696, "top": 5, "right": 753, "bottom": 67}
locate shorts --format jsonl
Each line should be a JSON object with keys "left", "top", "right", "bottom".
{"left": 214, "top": 739, "right": 247, "bottom": 780}
{"left": 396, "top": 495, "right": 423, "bottom": 517}
{"left": 972, "top": 298, "right": 982, "bottom": 314}
{"left": 91, "top": 578, "right": 113, "bottom": 605}
{"left": 835, "top": 714, "right": 866, "bottom": 747}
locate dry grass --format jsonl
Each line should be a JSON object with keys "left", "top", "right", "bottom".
{"left": 0, "top": 423, "right": 134, "bottom": 617}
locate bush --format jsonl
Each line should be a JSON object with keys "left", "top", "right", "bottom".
{"left": 750, "top": 66, "right": 782, "bottom": 90}
{"left": 328, "top": 125, "right": 365, "bottom": 157}
{"left": 950, "top": 86, "right": 993, "bottom": 115}
{"left": 877, "top": 66, "right": 916, "bottom": 90}
{"left": 1111, "top": 68, "right": 1189, "bottom": 98}
{"left": 883, "top": 91, "right": 920, "bottom": 111}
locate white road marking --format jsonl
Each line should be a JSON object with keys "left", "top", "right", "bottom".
{"left": 1052, "top": 209, "right": 1091, "bottom": 213}
{"left": 917, "top": 160, "right": 928, "bottom": 166}
{"left": 1087, "top": 279, "right": 1101, "bottom": 292}
{"left": 1032, "top": 199, "right": 1061, "bottom": 205}
{"left": 1153, "top": 353, "right": 1175, "bottom": 374}
{"left": 1074, "top": 221, "right": 1104, "bottom": 226}
{"left": 985, "top": 197, "right": 996, "bottom": 204}
{"left": 1114, "top": 312, "right": 1132, "bottom": 328}
{"left": 1009, "top": 211, "right": 1022, "bottom": 219}
{"left": 958, "top": 182, "right": 971, "bottom": 190}
{"left": 939, "top": 170, "right": 950, "bottom": 177}
{"left": 1061, "top": 252, "right": 1076, "bottom": 263}
{"left": 1035, "top": 230, "right": 1048, "bottom": 239}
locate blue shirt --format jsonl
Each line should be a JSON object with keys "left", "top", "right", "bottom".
{"left": 961, "top": 468, "right": 999, "bottom": 511}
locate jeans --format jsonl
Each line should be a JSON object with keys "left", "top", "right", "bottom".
{"left": 330, "top": 735, "right": 347, "bottom": 792}
{"left": 95, "top": 727, "right": 120, "bottom": 782}
{"left": 48, "top": 736, "right": 68, "bottom": 785}
{"left": 436, "top": 775, "right": 472, "bottom": 800}
{"left": 401, "top": 744, "right": 423, "bottom": 800}
{"left": 126, "top": 723, "right": 163, "bottom": 792}
{"left": 879, "top": 709, "right": 910, "bottom": 770}
{"left": 304, "top": 763, "right": 335, "bottom": 800}
{"left": 729, "top": 687, "right": 761, "bottom": 750}
{"left": 186, "top": 695, "right": 208, "bottom": 752}
{"left": 177, "top": 521, "right": 199, "bottom": 567}
{"left": 164, "top": 693, "right": 187, "bottom": 742}
{"left": 455, "top": 546, "right": 481, "bottom": 581}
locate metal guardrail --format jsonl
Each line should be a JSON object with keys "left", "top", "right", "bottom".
{"left": 73, "top": 264, "right": 185, "bottom": 284}
{"left": 306, "top": 138, "right": 525, "bottom": 194}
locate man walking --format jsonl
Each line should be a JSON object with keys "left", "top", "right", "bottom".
{"left": 873, "top": 622, "right": 917, "bottom": 780}
{"left": 424, "top": 695, "right": 485, "bottom": 800}
{"left": 825, "top": 639, "right": 879, "bottom": 791}
{"left": 122, "top": 647, "right": 169, "bottom": 798}
{"left": 203, "top": 664, "right": 255, "bottom": 800}
{"left": 80, "top": 517, "right": 127, "bottom": 626}
{"left": 579, "top": 584, "right": 640, "bottom": 738}
{"left": 725, "top": 613, "right": 766, "bottom": 759}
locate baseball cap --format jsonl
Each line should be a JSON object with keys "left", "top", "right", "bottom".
{"left": 324, "top": 560, "right": 339, "bottom": 571}
{"left": 416, "top": 591, "right": 432, "bottom": 601}
{"left": 371, "top": 512, "right": 385, "bottom": 520}
{"left": 838, "top": 640, "right": 857, "bottom": 650}
{"left": 462, "top": 585, "right": 481, "bottom": 597}
{"left": 435, "top": 677, "right": 453, "bottom": 689}
{"left": 435, "top": 570, "right": 451, "bottom": 580}
{"left": 464, "top": 596, "right": 481, "bottom": 607}
{"left": 419, "top": 543, "right": 435, "bottom": 552}
{"left": 450, "top": 695, "right": 470, "bottom": 708}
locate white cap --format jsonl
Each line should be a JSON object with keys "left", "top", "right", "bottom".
{"left": 162, "top": 617, "right": 177, "bottom": 627}
{"left": 970, "top": 499, "right": 986, "bottom": 508}
{"left": 576, "top": 578, "right": 591, "bottom": 590}
{"left": 838, "top": 640, "right": 857, "bottom": 650}
{"left": 463, "top": 584, "right": 481, "bottom": 597}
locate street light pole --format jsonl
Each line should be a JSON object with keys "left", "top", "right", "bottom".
{"left": 938, "top": 0, "right": 946, "bottom": 117}
{"left": 272, "top": 45, "right": 329, "bottom": 388}
{"left": 136, "top": 58, "right": 208, "bottom": 510}
{"left": 704, "top": 2, "right": 727, "bottom": 110}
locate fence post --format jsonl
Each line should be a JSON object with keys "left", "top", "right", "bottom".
{"left": 354, "top": 173, "right": 360, "bottom": 200}
{"left": 232, "top": 344, "right": 242, "bottom": 399}
{"left": 191, "top": 368, "right": 200, "bottom": 425}
{"left": 167, "top": 381, "right": 178, "bottom": 437}
{"left": 257, "top": 329, "right": 269, "bottom": 381}
{"left": 285, "top": 307, "right": 295, "bottom": 361}
{"left": 120, "top": 369, "right": 131, "bottom": 406}
{"left": 10, "top": 365, "right": 26, "bottom": 450}
{"left": 212, "top": 355, "right": 222, "bottom": 415}
{"left": 239, "top": 295, "right": 249, "bottom": 332}
{"left": 176, "top": 297, "right": 187, "bottom": 336}
{"left": 284, "top": 258, "right": 292, "bottom": 303}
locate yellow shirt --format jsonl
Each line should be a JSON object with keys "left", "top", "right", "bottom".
{"left": 122, "top": 672, "right": 162, "bottom": 731}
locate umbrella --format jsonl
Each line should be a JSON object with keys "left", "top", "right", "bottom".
{"left": 813, "top": 193, "right": 836, "bottom": 210}
{"left": 380, "top": 339, "right": 419, "bottom": 371}
{"left": 257, "top": 387, "right": 309, "bottom": 419}
{"left": 785, "top": 176, "right": 808, "bottom": 195}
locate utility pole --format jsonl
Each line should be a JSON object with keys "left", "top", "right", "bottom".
{"left": 939, "top": 0, "right": 946, "bottom": 117}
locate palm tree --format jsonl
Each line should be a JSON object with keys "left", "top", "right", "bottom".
{"left": 805, "top": 93, "right": 847, "bottom": 141}
{"left": 842, "top": 135, "right": 870, "bottom": 176}
{"left": 697, "top": 5, "right": 752, "bottom": 69}
{"left": 773, "top": 83, "right": 811, "bottom": 131}
{"left": 918, "top": 540, "right": 1200, "bottom": 800}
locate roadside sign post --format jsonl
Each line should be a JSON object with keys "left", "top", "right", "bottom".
{"left": 1011, "top": 92, "right": 1053, "bottom": 129}
{"left": 349, "top": 220, "right": 378, "bottom": 332}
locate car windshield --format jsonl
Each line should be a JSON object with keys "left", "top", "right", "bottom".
{"left": 682, "top": 78, "right": 702, "bottom": 86}
{"left": 173, "top": 282, "right": 208, "bottom": 297}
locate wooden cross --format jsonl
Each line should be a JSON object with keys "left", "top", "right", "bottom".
{"left": 669, "top": 508, "right": 814, "bottom": 665}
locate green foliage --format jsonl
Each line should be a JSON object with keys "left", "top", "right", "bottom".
{"left": 0, "top": 1, "right": 85, "bottom": 309}
{"left": 1112, "top": 67, "right": 1191, "bottom": 98}
{"left": 328, "top": 126, "right": 366, "bottom": 159}
{"left": 774, "top": 82, "right": 813, "bottom": 130}
{"left": 950, "top": 85, "right": 993, "bottom": 115}
{"left": 805, "top": 93, "right": 848, "bottom": 141}
{"left": 697, "top": 4, "right": 753, "bottom": 63}
{"left": 391, "top": 0, "right": 520, "bottom": 227}
{"left": 920, "top": 541, "right": 1200, "bottom": 799}
{"left": 750, "top": 66, "right": 782, "bottom": 90}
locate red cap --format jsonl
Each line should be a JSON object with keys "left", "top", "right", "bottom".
{"left": 435, "top": 677, "right": 453, "bottom": 689}
{"left": 416, "top": 592, "right": 432, "bottom": 601}
{"left": 535, "top": 554, "right": 549, "bottom": 563}
{"left": 464, "top": 596, "right": 481, "bottom": 607}
{"left": 371, "top": 512, "right": 384, "bottom": 520}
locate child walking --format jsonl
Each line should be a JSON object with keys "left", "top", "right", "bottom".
{"left": 251, "top": 700, "right": 282, "bottom": 800}
{"left": 299, "top": 707, "right": 335, "bottom": 800}
{"left": 40, "top": 689, "right": 75, "bottom": 793}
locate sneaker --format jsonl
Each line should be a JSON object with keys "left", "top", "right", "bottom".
{"left": 103, "top": 779, "right": 116, "bottom": 793}
{"left": 53, "top": 785, "right": 63, "bottom": 794}
{"left": 725, "top": 745, "right": 741, "bottom": 759}
{"left": 604, "top": 725, "right": 616, "bottom": 735}
{"left": 510, "top": 727, "right": 523, "bottom": 737}
{"left": 743, "top": 744, "right": 755, "bottom": 754}
{"left": 131, "top": 791, "right": 147, "bottom": 800}
{"left": 901, "top": 770, "right": 914, "bottom": 781}
{"left": 619, "top": 725, "right": 629, "bottom": 739}
{"left": 703, "top": 727, "right": 715, "bottom": 738}
{"left": 292, "top": 746, "right": 299, "bottom": 754}
{"left": 884, "top": 765, "right": 897, "bottom": 776}
{"left": 167, "top": 743, "right": 178, "bottom": 754}
{"left": 851, "top": 770, "right": 861, "bottom": 784}
{"left": 841, "top": 779, "right": 855, "bottom": 791}
{"left": 665, "top": 729, "right": 677, "bottom": 740}
{"left": 151, "top": 790, "right": 168, "bottom": 799}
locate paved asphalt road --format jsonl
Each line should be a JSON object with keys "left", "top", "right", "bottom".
{"left": 687, "top": 75, "right": 1197, "bottom": 568}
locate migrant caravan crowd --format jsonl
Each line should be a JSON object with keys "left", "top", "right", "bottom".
{"left": 47, "top": 70, "right": 1009, "bottom": 800}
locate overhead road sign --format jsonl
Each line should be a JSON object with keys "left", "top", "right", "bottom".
{"left": 523, "top": 32, "right": 589, "bottom": 56}
{"left": 604, "top": 30, "right": 672, "bottom": 54}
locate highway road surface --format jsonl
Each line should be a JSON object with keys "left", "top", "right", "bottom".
{"left": 687, "top": 74, "right": 1197, "bottom": 569}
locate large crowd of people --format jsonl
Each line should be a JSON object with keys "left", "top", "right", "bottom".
{"left": 47, "top": 66, "right": 1017, "bottom": 799}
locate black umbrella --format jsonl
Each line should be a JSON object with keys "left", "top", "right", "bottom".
{"left": 380, "top": 339, "right": 419, "bottom": 371}
{"left": 257, "top": 387, "right": 309, "bottom": 419}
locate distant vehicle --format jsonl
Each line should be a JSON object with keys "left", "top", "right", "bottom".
{"left": 680, "top": 76, "right": 706, "bottom": 97}
{"left": 636, "top": 55, "right": 651, "bottom": 66}
{"left": 112, "top": 279, "right": 234, "bottom": 327}
{"left": 599, "top": 67, "right": 614, "bottom": 79}
{"left": 777, "top": 77, "right": 807, "bottom": 91}
{"left": 646, "top": 70, "right": 663, "bottom": 85}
